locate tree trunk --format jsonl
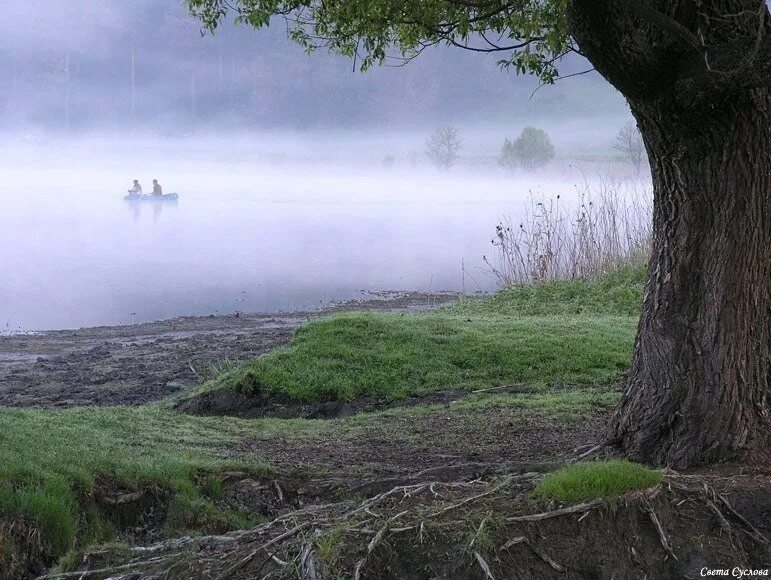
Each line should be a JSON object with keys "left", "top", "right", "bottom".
{"left": 609, "top": 90, "right": 771, "bottom": 468}
{"left": 567, "top": 0, "right": 771, "bottom": 468}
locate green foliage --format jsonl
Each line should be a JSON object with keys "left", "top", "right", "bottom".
{"left": 196, "top": 269, "right": 641, "bottom": 404}
{"left": 533, "top": 460, "right": 662, "bottom": 503}
{"left": 426, "top": 124, "right": 462, "bottom": 169}
{"left": 0, "top": 407, "right": 271, "bottom": 564}
{"left": 186, "top": 0, "right": 571, "bottom": 83}
{"left": 499, "top": 126, "right": 556, "bottom": 170}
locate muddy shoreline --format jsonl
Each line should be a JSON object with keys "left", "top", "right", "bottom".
{"left": 0, "top": 291, "right": 458, "bottom": 409}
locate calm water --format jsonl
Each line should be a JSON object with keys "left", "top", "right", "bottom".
{"left": 0, "top": 140, "right": 585, "bottom": 331}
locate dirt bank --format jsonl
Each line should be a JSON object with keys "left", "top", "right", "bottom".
{"left": 46, "top": 470, "right": 771, "bottom": 580}
{"left": 0, "top": 292, "right": 457, "bottom": 409}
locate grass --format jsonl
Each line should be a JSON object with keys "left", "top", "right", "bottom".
{"left": 190, "top": 267, "right": 643, "bottom": 404}
{"left": 454, "top": 265, "right": 645, "bottom": 317}
{"left": 0, "top": 406, "right": 272, "bottom": 567}
{"left": 0, "top": 388, "right": 621, "bottom": 572}
{"left": 1, "top": 267, "right": 646, "bottom": 572}
{"left": 533, "top": 460, "right": 662, "bottom": 503}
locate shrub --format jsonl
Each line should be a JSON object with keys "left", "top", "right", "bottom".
{"left": 499, "top": 126, "right": 555, "bottom": 170}
{"left": 426, "top": 125, "right": 462, "bottom": 169}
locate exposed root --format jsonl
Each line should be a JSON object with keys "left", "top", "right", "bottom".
{"left": 500, "top": 535, "right": 566, "bottom": 572}
{"left": 429, "top": 475, "right": 514, "bottom": 518}
{"left": 642, "top": 495, "right": 679, "bottom": 562}
{"left": 299, "top": 539, "right": 320, "bottom": 580}
{"left": 572, "top": 442, "right": 607, "bottom": 462}
{"left": 474, "top": 551, "right": 495, "bottom": 579}
{"left": 38, "top": 556, "right": 167, "bottom": 579}
{"left": 57, "top": 469, "right": 768, "bottom": 579}
{"left": 469, "top": 515, "right": 490, "bottom": 549}
{"left": 353, "top": 521, "right": 390, "bottom": 580}
{"left": 665, "top": 471, "right": 769, "bottom": 546}
{"left": 214, "top": 522, "right": 310, "bottom": 580}
{"left": 506, "top": 499, "right": 603, "bottom": 522}
{"left": 715, "top": 493, "right": 769, "bottom": 546}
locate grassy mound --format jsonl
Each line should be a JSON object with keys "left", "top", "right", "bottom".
{"left": 203, "top": 314, "right": 634, "bottom": 403}
{"left": 453, "top": 265, "right": 645, "bottom": 317}
{"left": 190, "top": 268, "right": 643, "bottom": 404}
{"left": 0, "top": 406, "right": 271, "bottom": 572}
{"left": 533, "top": 460, "right": 662, "bottom": 503}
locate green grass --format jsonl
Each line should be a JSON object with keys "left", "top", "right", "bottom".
{"left": 533, "top": 460, "right": 662, "bottom": 503}
{"left": 453, "top": 265, "right": 645, "bottom": 317}
{"left": 0, "top": 406, "right": 272, "bottom": 565}
{"left": 1, "top": 267, "right": 646, "bottom": 571}
{"left": 192, "top": 267, "right": 643, "bottom": 404}
{"left": 198, "top": 313, "right": 634, "bottom": 403}
{"left": 0, "top": 389, "right": 621, "bottom": 571}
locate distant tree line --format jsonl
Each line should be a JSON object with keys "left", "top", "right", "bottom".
{"left": 417, "top": 122, "right": 646, "bottom": 174}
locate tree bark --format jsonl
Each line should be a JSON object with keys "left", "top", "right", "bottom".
{"left": 613, "top": 91, "right": 771, "bottom": 468}
{"left": 568, "top": 0, "right": 771, "bottom": 467}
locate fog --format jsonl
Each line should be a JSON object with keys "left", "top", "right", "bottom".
{"left": 0, "top": 1, "right": 644, "bottom": 331}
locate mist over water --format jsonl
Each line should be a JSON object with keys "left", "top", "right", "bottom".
{"left": 0, "top": 1, "right": 644, "bottom": 331}
{"left": 0, "top": 131, "right": 630, "bottom": 332}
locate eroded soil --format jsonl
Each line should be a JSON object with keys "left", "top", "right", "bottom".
{"left": 0, "top": 292, "right": 457, "bottom": 409}
{"left": 53, "top": 470, "right": 771, "bottom": 580}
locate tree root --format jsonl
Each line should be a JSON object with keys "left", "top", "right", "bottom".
{"left": 642, "top": 495, "right": 679, "bottom": 562}
{"left": 506, "top": 499, "right": 604, "bottom": 522}
{"left": 474, "top": 551, "right": 496, "bottom": 579}
{"left": 59, "top": 469, "right": 767, "bottom": 579}
{"left": 500, "top": 536, "right": 566, "bottom": 572}
{"left": 38, "top": 556, "right": 167, "bottom": 579}
{"left": 353, "top": 521, "right": 390, "bottom": 580}
{"left": 664, "top": 473, "right": 769, "bottom": 546}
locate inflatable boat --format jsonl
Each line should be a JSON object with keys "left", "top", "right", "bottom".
{"left": 124, "top": 192, "right": 179, "bottom": 201}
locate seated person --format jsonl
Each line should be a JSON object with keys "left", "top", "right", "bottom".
{"left": 127, "top": 179, "right": 142, "bottom": 194}
{"left": 151, "top": 179, "right": 163, "bottom": 196}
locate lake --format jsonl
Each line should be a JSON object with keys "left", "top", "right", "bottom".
{"left": 0, "top": 135, "right": 595, "bottom": 331}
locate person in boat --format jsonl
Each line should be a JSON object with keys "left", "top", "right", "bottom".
{"left": 151, "top": 179, "right": 163, "bottom": 196}
{"left": 127, "top": 180, "right": 142, "bottom": 195}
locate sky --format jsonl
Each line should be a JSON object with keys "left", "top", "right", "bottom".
{"left": 0, "top": 0, "right": 629, "bottom": 134}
